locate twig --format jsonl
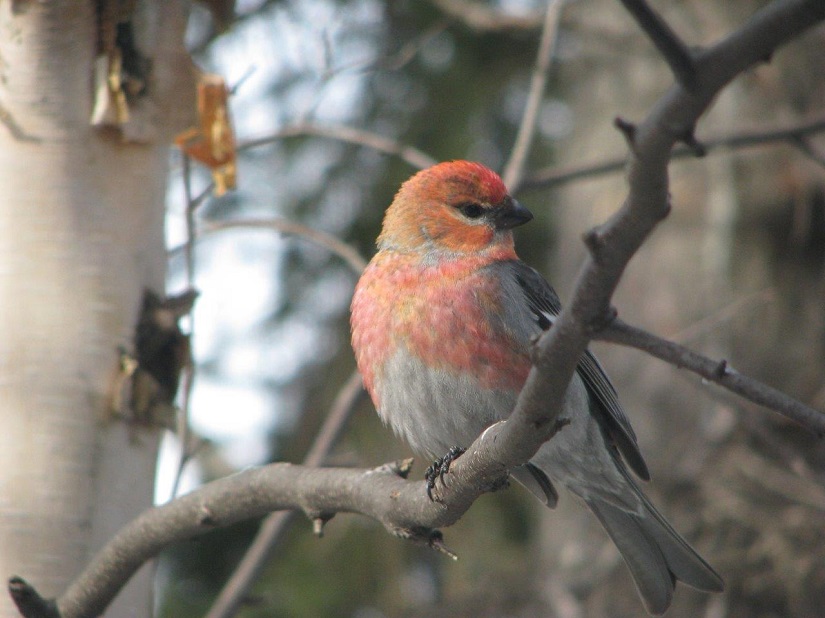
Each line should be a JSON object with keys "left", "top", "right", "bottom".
{"left": 331, "top": 18, "right": 452, "bottom": 75}
{"left": 668, "top": 288, "right": 775, "bottom": 344}
{"left": 428, "top": 0, "right": 544, "bottom": 32}
{"left": 597, "top": 318, "right": 825, "bottom": 436}
{"left": 198, "top": 218, "right": 367, "bottom": 275}
{"left": 205, "top": 371, "right": 365, "bottom": 618}
{"left": 181, "top": 156, "right": 197, "bottom": 289}
{"left": 790, "top": 135, "right": 825, "bottom": 168}
{"left": 8, "top": 578, "right": 58, "bottom": 618}
{"left": 239, "top": 122, "right": 437, "bottom": 170}
{"left": 168, "top": 157, "right": 202, "bottom": 500}
{"left": 502, "top": 0, "right": 565, "bottom": 191}
{"left": 617, "top": 0, "right": 696, "bottom": 87}
{"left": 520, "top": 114, "right": 825, "bottom": 191}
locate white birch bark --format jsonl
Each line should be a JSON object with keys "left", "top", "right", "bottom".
{"left": 0, "top": 2, "right": 192, "bottom": 616}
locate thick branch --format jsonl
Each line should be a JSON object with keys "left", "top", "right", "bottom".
{"left": 598, "top": 318, "right": 825, "bottom": 436}
{"left": 39, "top": 412, "right": 543, "bottom": 618}
{"left": 618, "top": 0, "right": 696, "bottom": 86}
{"left": 205, "top": 371, "right": 365, "bottom": 618}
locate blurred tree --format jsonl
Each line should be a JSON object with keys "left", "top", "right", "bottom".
{"left": 0, "top": 2, "right": 193, "bottom": 617}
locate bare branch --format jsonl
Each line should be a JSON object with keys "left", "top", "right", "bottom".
{"left": 334, "top": 18, "right": 451, "bottom": 75}
{"left": 790, "top": 135, "right": 825, "bottom": 168}
{"left": 239, "top": 122, "right": 437, "bottom": 170}
{"left": 8, "top": 578, "right": 58, "bottom": 618}
{"left": 40, "top": 409, "right": 544, "bottom": 618}
{"left": 520, "top": 114, "right": 825, "bottom": 191}
{"left": 205, "top": 371, "right": 365, "bottom": 618}
{"left": 503, "top": 0, "right": 825, "bottom": 456}
{"left": 617, "top": 0, "right": 696, "bottom": 87}
{"left": 502, "top": 0, "right": 565, "bottom": 191}
{"left": 167, "top": 156, "right": 201, "bottom": 501}
{"left": 598, "top": 318, "right": 825, "bottom": 436}
{"left": 428, "top": 0, "right": 544, "bottom": 32}
{"left": 198, "top": 218, "right": 368, "bottom": 275}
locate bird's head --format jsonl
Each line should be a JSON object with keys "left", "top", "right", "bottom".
{"left": 377, "top": 161, "right": 533, "bottom": 255}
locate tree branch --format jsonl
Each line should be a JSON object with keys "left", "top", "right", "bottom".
{"left": 198, "top": 218, "right": 368, "bottom": 275}
{"left": 502, "top": 0, "right": 564, "bottom": 191}
{"left": 520, "top": 114, "right": 825, "bottom": 191}
{"left": 617, "top": 0, "right": 696, "bottom": 87}
{"left": 598, "top": 318, "right": 825, "bottom": 436}
{"left": 503, "top": 0, "right": 825, "bottom": 466}
{"left": 29, "top": 411, "right": 543, "bottom": 618}
{"left": 790, "top": 135, "right": 825, "bottom": 168}
{"left": 239, "top": 122, "right": 437, "bottom": 171}
{"left": 428, "top": 0, "right": 544, "bottom": 32}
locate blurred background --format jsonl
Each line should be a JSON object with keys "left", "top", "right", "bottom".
{"left": 157, "top": 1, "right": 825, "bottom": 616}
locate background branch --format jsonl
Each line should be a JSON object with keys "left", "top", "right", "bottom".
{"left": 205, "top": 371, "right": 365, "bottom": 618}
{"left": 502, "top": 0, "right": 564, "bottom": 191}
{"left": 520, "top": 114, "right": 825, "bottom": 191}
{"left": 198, "top": 218, "right": 368, "bottom": 275}
{"left": 617, "top": 0, "right": 696, "bottom": 86}
{"left": 598, "top": 318, "right": 825, "bottom": 435}
{"left": 239, "top": 123, "right": 437, "bottom": 171}
{"left": 428, "top": 0, "right": 544, "bottom": 32}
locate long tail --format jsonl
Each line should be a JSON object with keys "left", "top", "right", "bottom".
{"left": 585, "top": 495, "right": 723, "bottom": 615}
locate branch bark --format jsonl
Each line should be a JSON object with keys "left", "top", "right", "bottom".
{"left": 204, "top": 371, "right": 365, "bottom": 618}
{"left": 598, "top": 318, "right": 825, "bottom": 436}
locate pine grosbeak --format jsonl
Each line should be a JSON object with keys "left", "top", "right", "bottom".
{"left": 350, "top": 160, "right": 723, "bottom": 614}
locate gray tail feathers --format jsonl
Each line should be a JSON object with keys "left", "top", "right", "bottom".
{"left": 586, "top": 497, "right": 723, "bottom": 615}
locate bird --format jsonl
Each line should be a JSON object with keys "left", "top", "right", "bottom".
{"left": 350, "top": 160, "right": 723, "bottom": 615}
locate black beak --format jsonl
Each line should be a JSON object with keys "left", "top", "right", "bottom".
{"left": 494, "top": 197, "right": 533, "bottom": 230}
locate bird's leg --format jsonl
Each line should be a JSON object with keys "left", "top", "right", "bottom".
{"left": 425, "top": 446, "right": 466, "bottom": 501}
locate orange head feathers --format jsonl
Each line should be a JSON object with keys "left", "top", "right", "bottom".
{"left": 377, "top": 161, "right": 533, "bottom": 255}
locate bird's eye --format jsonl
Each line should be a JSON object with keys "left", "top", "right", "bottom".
{"left": 458, "top": 203, "right": 485, "bottom": 219}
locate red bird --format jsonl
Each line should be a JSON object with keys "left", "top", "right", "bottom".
{"left": 350, "top": 160, "right": 723, "bottom": 614}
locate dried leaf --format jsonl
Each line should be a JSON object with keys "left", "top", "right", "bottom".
{"left": 175, "top": 73, "right": 237, "bottom": 195}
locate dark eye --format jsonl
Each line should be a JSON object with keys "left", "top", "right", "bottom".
{"left": 458, "top": 203, "right": 485, "bottom": 219}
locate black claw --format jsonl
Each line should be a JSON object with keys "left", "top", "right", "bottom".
{"left": 425, "top": 446, "right": 466, "bottom": 501}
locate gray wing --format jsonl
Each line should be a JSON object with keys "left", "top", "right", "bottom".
{"left": 508, "top": 260, "right": 650, "bottom": 481}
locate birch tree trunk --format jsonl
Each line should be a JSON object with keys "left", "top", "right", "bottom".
{"left": 0, "top": 2, "right": 191, "bottom": 616}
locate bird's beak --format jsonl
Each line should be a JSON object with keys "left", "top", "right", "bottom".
{"left": 494, "top": 197, "right": 533, "bottom": 230}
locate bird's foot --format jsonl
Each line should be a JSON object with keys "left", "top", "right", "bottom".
{"left": 425, "top": 446, "right": 466, "bottom": 501}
